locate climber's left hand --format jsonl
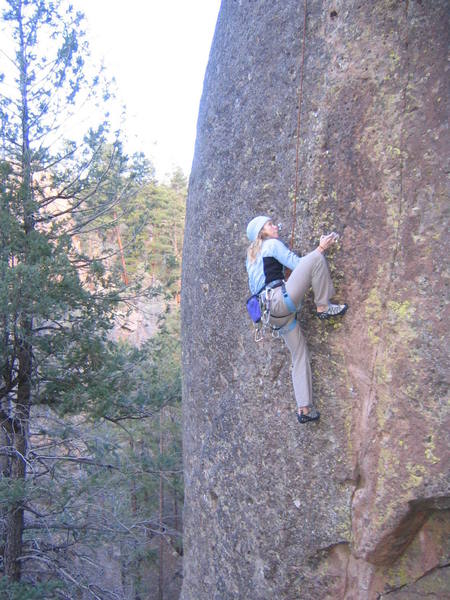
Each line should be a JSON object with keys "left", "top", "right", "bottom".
{"left": 318, "top": 232, "right": 339, "bottom": 252}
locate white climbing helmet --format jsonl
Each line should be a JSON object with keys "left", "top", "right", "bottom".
{"left": 246, "top": 215, "right": 271, "bottom": 242}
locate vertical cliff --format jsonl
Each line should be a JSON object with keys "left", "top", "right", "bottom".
{"left": 181, "top": 1, "right": 449, "bottom": 598}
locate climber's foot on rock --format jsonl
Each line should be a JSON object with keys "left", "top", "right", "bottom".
{"left": 297, "top": 406, "right": 320, "bottom": 424}
{"left": 316, "top": 303, "right": 348, "bottom": 320}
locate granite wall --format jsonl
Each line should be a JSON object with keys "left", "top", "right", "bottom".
{"left": 181, "top": 1, "right": 449, "bottom": 598}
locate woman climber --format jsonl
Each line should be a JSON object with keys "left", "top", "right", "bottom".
{"left": 246, "top": 215, "right": 348, "bottom": 424}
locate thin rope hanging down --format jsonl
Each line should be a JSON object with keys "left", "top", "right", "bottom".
{"left": 290, "top": 0, "right": 308, "bottom": 250}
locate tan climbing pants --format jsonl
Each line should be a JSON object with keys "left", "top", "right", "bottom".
{"left": 268, "top": 250, "right": 335, "bottom": 409}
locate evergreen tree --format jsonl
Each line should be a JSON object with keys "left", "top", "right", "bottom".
{"left": 0, "top": 1, "right": 186, "bottom": 596}
{"left": 0, "top": 0, "right": 152, "bottom": 593}
{"left": 119, "top": 177, "right": 186, "bottom": 298}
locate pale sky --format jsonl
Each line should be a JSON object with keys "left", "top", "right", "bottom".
{"left": 74, "top": 0, "right": 222, "bottom": 180}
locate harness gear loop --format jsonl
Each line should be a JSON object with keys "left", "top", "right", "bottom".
{"left": 260, "top": 287, "right": 275, "bottom": 326}
{"left": 252, "top": 283, "right": 299, "bottom": 341}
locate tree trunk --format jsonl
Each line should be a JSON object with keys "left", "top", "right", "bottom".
{"left": 4, "top": 1, "right": 35, "bottom": 581}
{"left": 129, "top": 438, "right": 141, "bottom": 600}
{"left": 0, "top": 413, "right": 10, "bottom": 564}
{"left": 158, "top": 411, "right": 164, "bottom": 600}
{"left": 4, "top": 330, "right": 32, "bottom": 581}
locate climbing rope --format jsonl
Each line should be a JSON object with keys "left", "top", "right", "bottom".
{"left": 289, "top": 0, "right": 308, "bottom": 250}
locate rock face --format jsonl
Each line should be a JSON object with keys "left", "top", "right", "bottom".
{"left": 181, "top": 1, "right": 449, "bottom": 599}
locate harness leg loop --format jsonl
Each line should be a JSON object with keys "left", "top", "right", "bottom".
{"left": 282, "top": 284, "right": 297, "bottom": 313}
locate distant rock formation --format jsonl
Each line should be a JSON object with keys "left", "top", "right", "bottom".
{"left": 181, "top": 1, "right": 449, "bottom": 598}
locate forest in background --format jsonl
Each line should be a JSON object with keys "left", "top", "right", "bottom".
{"left": 0, "top": 1, "right": 185, "bottom": 598}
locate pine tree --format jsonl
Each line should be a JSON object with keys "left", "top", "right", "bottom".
{"left": 121, "top": 179, "right": 186, "bottom": 297}
{"left": 0, "top": 0, "right": 150, "bottom": 590}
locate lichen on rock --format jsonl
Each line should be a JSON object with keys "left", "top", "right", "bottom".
{"left": 181, "top": 1, "right": 449, "bottom": 598}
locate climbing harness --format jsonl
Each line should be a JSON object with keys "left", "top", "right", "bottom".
{"left": 252, "top": 287, "right": 281, "bottom": 342}
{"left": 248, "top": 281, "right": 298, "bottom": 342}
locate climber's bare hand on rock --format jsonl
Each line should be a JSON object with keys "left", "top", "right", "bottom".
{"left": 318, "top": 232, "right": 339, "bottom": 253}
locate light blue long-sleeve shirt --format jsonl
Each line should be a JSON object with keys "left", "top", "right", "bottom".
{"left": 246, "top": 238, "right": 300, "bottom": 295}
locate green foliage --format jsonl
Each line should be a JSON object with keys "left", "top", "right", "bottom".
{"left": 0, "top": 480, "right": 27, "bottom": 508}
{"left": 0, "top": 0, "right": 184, "bottom": 594}
{"left": 0, "top": 578, "right": 63, "bottom": 600}
{"left": 118, "top": 170, "right": 186, "bottom": 295}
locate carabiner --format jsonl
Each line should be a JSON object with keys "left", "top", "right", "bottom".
{"left": 254, "top": 325, "right": 264, "bottom": 343}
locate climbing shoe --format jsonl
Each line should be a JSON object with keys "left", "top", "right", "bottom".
{"left": 316, "top": 303, "right": 348, "bottom": 320}
{"left": 297, "top": 407, "right": 320, "bottom": 424}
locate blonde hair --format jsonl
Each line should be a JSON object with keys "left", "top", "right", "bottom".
{"left": 247, "top": 228, "right": 270, "bottom": 264}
